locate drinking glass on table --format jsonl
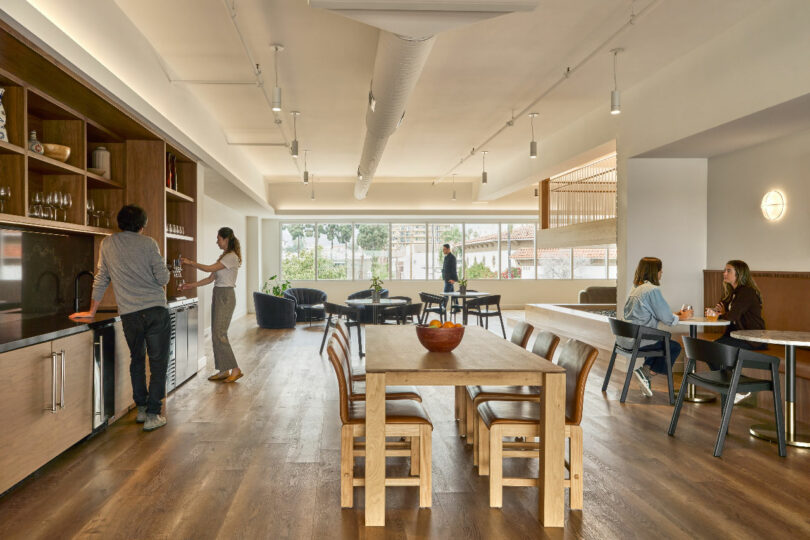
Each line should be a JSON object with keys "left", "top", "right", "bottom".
{"left": 705, "top": 307, "right": 719, "bottom": 322}
{"left": 680, "top": 304, "right": 693, "bottom": 319}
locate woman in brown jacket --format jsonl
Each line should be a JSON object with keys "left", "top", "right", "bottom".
{"left": 714, "top": 259, "right": 766, "bottom": 350}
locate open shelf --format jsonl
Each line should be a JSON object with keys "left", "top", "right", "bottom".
{"left": 165, "top": 187, "right": 194, "bottom": 203}
{"left": 0, "top": 212, "right": 113, "bottom": 236}
{"left": 0, "top": 140, "right": 25, "bottom": 155}
{"left": 166, "top": 232, "right": 194, "bottom": 242}
{"left": 86, "top": 171, "right": 123, "bottom": 189}
{"left": 28, "top": 151, "right": 85, "bottom": 175}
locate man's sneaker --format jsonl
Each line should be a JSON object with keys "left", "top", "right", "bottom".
{"left": 143, "top": 414, "right": 167, "bottom": 432}
{"left": 733, "top": 392, "right": 752, "bottom": 405}
{"left": 135, "top": 405, "right": 148, "bottom": 423}
{"left": 634, "top": 367, "right": 654, "bottom": 397}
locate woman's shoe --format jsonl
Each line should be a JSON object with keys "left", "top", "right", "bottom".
{"left": 208, "top": 371, "right": 229, "bottom": 381}
{"left": 224, "top": 371, "right": 244, "bottom": 383}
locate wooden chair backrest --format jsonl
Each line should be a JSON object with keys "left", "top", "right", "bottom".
{"left": 531, "top": 331, "right": 560, "bottom": 361}
{"left": 509, "top": 321, "right": 534, "bottom": 349}
{"left": 554, "top": 338, "right": 599, "bottom": 425}
{"left": 326, "top": 336, "right": 352, "bottom": 424}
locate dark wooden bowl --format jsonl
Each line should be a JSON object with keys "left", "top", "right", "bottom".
{"left": 415, "top": 325, "right": 465, "bottom": 353}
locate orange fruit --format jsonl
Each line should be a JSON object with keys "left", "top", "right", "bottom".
{"left": 442, "top": 321, "right": 455, "bottom": 328}
{"left": 429, "top": 320, "right": 441, "bottom": 328}
{"left": 454, "top": 323, "right": 463, "bottom": 328}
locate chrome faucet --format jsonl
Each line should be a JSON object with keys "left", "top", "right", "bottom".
{"left": 74, "top": 270, "right": 94, "bottom": 312}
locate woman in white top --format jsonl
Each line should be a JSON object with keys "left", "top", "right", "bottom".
{"left": 180, "top": 227, "right": 243, "bottom": 382}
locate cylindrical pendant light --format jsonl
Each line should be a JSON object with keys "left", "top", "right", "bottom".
{"left": 481, "top": 151, "right": 488, "bottom": 184}
{"left": 610, "top": 48, "right": 623, "bottom": 115}
{"left": 290, "top": 111, "right": 300, "bottom": 158}
{"left": 528, "top": 113, "right": 538, "bottom": 159}
{"left": 271, "top": 45, "right": 283, "bottom": 112}
{"left": 303, "top": 150, "right": 309, "bottom": 184}
{"left": 451, "top": 173, "right": 457, "bottom": 201}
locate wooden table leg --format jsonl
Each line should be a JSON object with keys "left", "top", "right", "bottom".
{"left": 539, "top": 371, "right": 565, "bottom": 527}
{"left": 365, "top": 372, "right": 386, "bottom": 526}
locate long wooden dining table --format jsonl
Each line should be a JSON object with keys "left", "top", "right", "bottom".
{"left": 363, "top": 325, "right": 568, "bottom": 527}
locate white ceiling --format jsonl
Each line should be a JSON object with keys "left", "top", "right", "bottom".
{"left": 111, "top": 0, "right": 766, "bottom": 203}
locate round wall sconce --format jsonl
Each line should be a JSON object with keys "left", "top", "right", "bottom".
{"left": 761, "top": 190, "right": 785, "bottom": 221}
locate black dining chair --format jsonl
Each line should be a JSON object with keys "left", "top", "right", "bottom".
{"left": 601, "top": 318, "right": 675, "bottom": 404}
{"left": 668, "top": 337, "right": 786, "bottom": 457}
{"left": 419, "top": 292, "right": 448, "bottom": 324}
{"left": 450, "top": 290, "right": 477, "bottom": 323}
{"left": 465, "top": 295, "right": 506, "bottom": 338}
{"left": 319, "top": 302, "right": 362, "bottom": 354}
{"left": 378, "top": 296, "right": 412, "bottom": 324}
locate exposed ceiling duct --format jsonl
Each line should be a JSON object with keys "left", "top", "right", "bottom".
{"left": 310, "top": 0, "right": 539, "bottom": 199}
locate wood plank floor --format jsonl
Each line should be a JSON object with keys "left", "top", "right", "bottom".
{"left": 1, "top": 313, "right": 809, "bottom": 539}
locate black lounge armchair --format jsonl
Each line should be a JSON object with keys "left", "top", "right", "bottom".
{"left": 253, "top": 292, "right": 296, "bottom": 329}
{"left": 283, "top": 287, "right": 327, "bottom": 322}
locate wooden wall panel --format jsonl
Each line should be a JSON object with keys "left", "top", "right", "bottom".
{"left": 125, "top": 140, "right": 165, "bottom": 252}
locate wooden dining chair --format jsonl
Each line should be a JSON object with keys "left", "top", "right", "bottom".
{"left": 476, "top": 338, "right": 598, "bottom": 510}
{"left": 326, "top": 336, "right": 433, "bottom": 508}
{"left": 331, "top": 330, "right": 422, "bottom": 403}
{"left": 466, "top": 331, "right": 561, "bottom": 460}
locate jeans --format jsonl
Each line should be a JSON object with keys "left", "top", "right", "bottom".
{"left": 443, "top": 281, "right": 454, "bottom": 293}
{"left": 639, "top": 340, "right": 682, "bottom": 375}
{"left": 121, "top": 306, "right": 170, "bottom": 415}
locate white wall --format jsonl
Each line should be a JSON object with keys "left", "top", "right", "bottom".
{"left": 707, "top": 127, "right": 810, "bottom": 271}
{"left": 197, "top": 195, "right": 248, "bottom": 334}
{"left": 625, "top": 159, "right": 707, "bottom": 313}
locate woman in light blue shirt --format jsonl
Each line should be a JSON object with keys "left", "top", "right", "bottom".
{"left": 624, "top": 257, "right": 692, "bottom": 397}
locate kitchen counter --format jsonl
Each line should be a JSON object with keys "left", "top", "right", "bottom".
{"left": 0, "top": 311, "right": 120, "bottom": 354}
{"left": 0, "top": 298, "right": 198, "bottom": 355}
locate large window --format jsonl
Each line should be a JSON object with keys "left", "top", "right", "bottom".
{"left": 537, "top": 248, "right": 572, "bottom": 279}
{"left": 317, "top": 224, "right": 352, "bottom": 279}
{"left": 281, "top": 223, "right": 315, "bottom": 280}
{"left": 354, "top": 224, "right": 389, "bottom": 280}
{"left": 500, "top": 223, "right": 535, "bottom": 279}
{"left": 391, "top": 224, "right": 427, "bottom": 279}
{"left": 277, "top": 221, "right": 616, "bottom": 282}
{"left": 463, "top": 223, "right": 499, "bottom": 279}
{"left": 428, "top": 223, "right": 462, "bottom": 281}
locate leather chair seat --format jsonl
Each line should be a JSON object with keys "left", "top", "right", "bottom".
{"left": 466, "top": 385, "right": 540, "bottom": 401}
{"left": 478, "top": 400, "right": 573, "bottom": 427}
{"left": 350, "top": 383, "right": 422, "bottom": 402}
{"left": 346, "top": 400, "right": 432, "bottom": 426}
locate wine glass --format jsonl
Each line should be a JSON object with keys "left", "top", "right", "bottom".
{"left": 43, "top": 192, "right": 54, "bottom": 220}
{"left": 0, "top": 185, "right": 10, "bottom": 213}
{"left": 31, "top": 191, "right": 43, "bottom": 218}
{"left": 62, "top": 193, "right": 72, "bottom": 222}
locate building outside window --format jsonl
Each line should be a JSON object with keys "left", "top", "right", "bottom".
{"left": 463, "top": 223, "right": 499, "bottom": 279}
{"left": 537, "top": 247, "right": 572, "bottom": 279}
{"left": 391, "top": 223, "right": 427, "bottom": 279}
{"left": 500, "top": 223, "right": 535, "bottom": 279}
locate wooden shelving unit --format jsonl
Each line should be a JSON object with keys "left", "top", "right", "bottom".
{"left": 0, "top": 21, "right": 199, "bottom": 301}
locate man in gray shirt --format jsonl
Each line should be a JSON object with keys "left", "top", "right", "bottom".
{"left": 71, "top": 205, "right": 171, "bottom": 432}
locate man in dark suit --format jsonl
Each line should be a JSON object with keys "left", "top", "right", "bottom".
{"left": 441, "top": 243, "right": 458, "bottom": 293}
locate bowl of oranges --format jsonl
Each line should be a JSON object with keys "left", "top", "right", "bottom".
{"left": 415, "top": 320, "right": 465, "bottom": 353}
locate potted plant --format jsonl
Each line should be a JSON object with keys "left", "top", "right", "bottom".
{"left": 369, "top": 276, "right": 384, "bottom": 303}
{"left": 263, "top": 274, "right": 291, "bottom": 297}
{"left": 457, "top": 277, "right": 468, "bottom": 294}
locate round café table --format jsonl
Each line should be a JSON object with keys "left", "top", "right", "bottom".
{"left": 345, "top": 298, "right": 407, "bottom": 325}
{"left": 441, "top": 291, "right": 488, "bottom": 325}
{"left": 731, "top": 329, "right": 810, "bottom": 448}
{"left": 677, "top": 317, "right": 730, "bottom": 402}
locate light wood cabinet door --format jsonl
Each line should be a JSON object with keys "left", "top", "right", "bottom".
{"left": 0, "top": 341, "right": 64, "bottom": 494}
{"left": 51, "top": 332, "right": 94, "bottom": 448}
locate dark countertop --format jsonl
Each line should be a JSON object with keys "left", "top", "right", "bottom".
{"left": 0, "top": 298, "right": 197, "bottom": 354}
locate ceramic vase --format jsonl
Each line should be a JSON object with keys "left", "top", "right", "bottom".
{"left": 372, "top": 290, "right": 381, "bottom": 303}
{"left": 92, "top": 146, "right": 111, "bottom": 179}
{"left": 0, "top": 88, "right": 7, "bottom": 143}
{"left": 28, "top": 130, "right": 43, "bottom": 154}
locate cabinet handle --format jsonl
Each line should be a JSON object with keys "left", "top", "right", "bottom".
{"left": 49, "top": 352, "right": 58, "bottom": 413}
{"left": 60, "top": 349, "right": 66, "bottom": 409}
